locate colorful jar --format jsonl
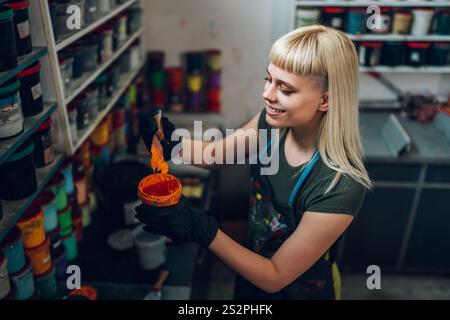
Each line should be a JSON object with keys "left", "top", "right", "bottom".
{"left": 62, "top": 231, "right": 78, "bottom": 261}
{"left": 436, "top": 10, "right": 450, "bottom": 35}
{"left": 296, "top": 8, "right": 320, "bottom": 28}
{"left": 17, "top": 206, "right": 45, "bottom": 249}
{"left": 32, "top": 117, "right": 54, "bottom": 168}
{"left": 52, "top": 245, "right": 67, "bottom": 281}
{"left": 321, "top": 7, "right": 346, "bottom": 30}
{"left": 371, "top": 7, "right": 392, "bottom": 34}
{"left": 0, "top": 226, "right": 25, "bottom": 274}
{"left": 205, "top": 49, "right": 222, "bottom": 72}
{"left": 60, "top": 160, "right": 74, "bottom": 194}
{"left": 429, "top": 42, "right": 450, "bottom": 66}
{"left": 347, "top": 9, "right": 367, "bottom": 34}
{"left": 10, "top": 259, "right": 34, "bottom": 300}
{"left": 57, "top": 204, "right": 73, "bottom": 231}
{"left": 17, "top": 61, "right": 44, "bottom": 117}
{"left": 33, "top": 191, "right": 58, "bottom": 233}
{"left": 406, "top": 42, "right": 431, "bottom": 67}
{"left": 74, "top": 173, "right": 87, "bottom": 206}
{"left": 411, "top": 9, "right": 434, "bottom": 36}
{"left": 392, "top": 11, "right": 412, "bottom": 35}
{"left": 359, "top": 42, "right": 384, "bottom": 67}
{"left": 0, "top": 78, "right": 24, "bottom": 139}
{"left": 47, "top": 173, "right": 68, "bottom": 211}
{"left": 24, "top": 237, "right": 52, "bottom": 276}
{"left": 35, "top": 264, "right": 57, "bottom": 299}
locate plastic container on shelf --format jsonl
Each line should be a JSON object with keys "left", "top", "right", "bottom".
{"left": 55, "top": 1, "right": 73, "bottom": 38}
{"left": 94, "top": 74, "right": 108, "bottom": 109}
{"left": 4, "top": 0, "right": 32, "bottom": 57}
{"left": 428, "top": 42, "right": 450, "bottom": 66}
{"left": 347, "top": 9, "right": 367, "bottom": 35}
{"left": 62, "top": 230, "right": 77, "bottom": 261}
{"left": 84, "top": 0, "right": 98, "bottom": 24}
{"left": 321, "top": 7, "right": 346, "bottom": 30}
{"left": 17, "top": 205, "right": 45, "bottom": 249}
{"left": 406, "top": 42, "right": 431, "bottom": 67}
{"left": 81, "top": 43, "right": 99, "bottom": 72}
{"left": 392, "top": 11, "right": 412, "bottom": 35}
{"left": 85, "top": 85, "right": 99, "bottom": 121}
{"left": 119, "top": 50, "right": 131, "bottom": 74}
{"left": 59, "top": 56, "right": 74, "bottom": 91}
{"left": 24, "top": 236, "right": 52, "bottom": 276}
{"left": 10, "top": 259, "right": 35, "bottom": 300}
{"left": 371, "top": 7, "right": 392, "bottom": 34}
{"left": 359, "top": 42, "right": 384, "bottom": 67}
{"left": 132, "top": 225, "right": 166, "bottom": 271}
{"left": 32, "top": 117, "right": 54, "bottom": 168}
{"left": 410, "top": 9, "right": 434, "bottom": 36}
{"left": 0, "top": 77, "right": 24, "bottom": 139}
{"left": 117, "top": 13, "right": 128, "bottom": 43}
{"left": 435, "top": 10, "right": 450, "bottom": 35}
{"left": 0, "top": 5, "right": 18, "bottom": 72}
{"left": 127, "top": 5, "right": 142, "bottom": 34}
{"left": 98, "top": 0, "right": 112, "bottom": 14}
{"left": 130, "top": 41, "right": 141, "bottom": 69}
{"left": 381, "top": 42, "right": 406, "bottom": 67}
{"left": 17, "top": 61, "right": 44, "bottom": 118}
{"left": 34, "top": 264, "right": 57, "bottom": 299}
{"left": 0, "top": 140, "right": 36, "bottom": 201}
{"left": 58, "top": 203, "right": 72, "bottom": 230}
{"left": 65, "top": 45, "right": 86, "bottom": 79}
{"left": 74, "top": 95, "right": 90, "bottom": 131}
{"left": 46, "top": 172, "right": 68, "bottom": 211}
{"left": 296, "top": 8, "right": 320, "bottom": 28}
{"left": 33, "top": 190, "right": 58, "bottom": 233}
{"left": 0, "top": 226, "right": 26, "bottom": 274}
{"left": 60, "top": 160, "right": 75, "bottom": 194}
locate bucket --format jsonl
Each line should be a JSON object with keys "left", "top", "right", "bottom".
{"left": 411, "top": 9, "right": 434, "bottom": 36}
{"left": 17, "top": 205, "right": 45, "bottom": 249}
{"left": 10, "top": 259, "right": 34, "bottom": 300}
{"left": 60, "top": 160, "right": 74, "bottom": 194}
{"left": 52, "top": 245, "right": 67, "bottom": 281}
{"left": 35, "top": 264, "right": 57, "bottom": 299}
{"left": 62, "top": 230, "right": 77, "bottom": 261}
{"left": 33, "top": 191, "right": 58, "bottom": 233}
{"left": 0, "top": 5, "right": 18, "bottom": 72}
{"left": 57, "top": 204, "right": 72, "bottom": 231}
{"left": 32, "top": 117, "right": 54, "bottom": 168}
{"left": 0, "top": 139, "right": 36, "bottom": 201}
{"left": 5, "top": 0, "right": 32, "bottom": 56}
{"left": 47, "top": 172, "right": 68, "bottom": 211}
{"left": 0, "top": 226, "right": 25, "bottom": 274}
{"left": 24, "top": 237, "right": 52, "bottom": 276}
{"left": 138, "top": 174, "right": 182, "bottom": 207}
{"left": 17, "top": 61, "right": 43, "bottom": 117}
{"left": 132, "top": 225, "right": 166, "bottom": 270}
{"left": 0, "top": 252, "right": 11, "bottom": 300}
{"left": 0, "top": 78, "right": 24, "bottom": 139}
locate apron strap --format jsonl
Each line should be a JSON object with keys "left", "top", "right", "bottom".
{"left": 288, "top": 150, "right": 320, "bottom": 208}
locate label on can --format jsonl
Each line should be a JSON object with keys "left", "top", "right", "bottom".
{"left": 17, "top": 20, "right": 31, "bottom": 39}
{"left": 331, "top": 17, "right": 343, "bottom": 29}
{"left": 31, "top": 83, "right": 43, "bottom": 101}
{"left": 410, "top": 52, "right": 420, "bottom": 62}
{"left": 0, "top": 96, "right": 24, "bottom": 138}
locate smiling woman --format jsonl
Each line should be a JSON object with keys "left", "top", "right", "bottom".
{"left": 136, "top": 25, "right": 371, "bottom": 300}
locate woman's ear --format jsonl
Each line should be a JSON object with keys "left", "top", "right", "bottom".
{"left": 318, "top": 92, "right": 329, "bottom": 112}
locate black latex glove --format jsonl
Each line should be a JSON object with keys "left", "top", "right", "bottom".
{"left": 140, "top": 113, "right": 180, "bottom": 161}
{"left": 135, "top": 196, "right": 219, "bottom": 248}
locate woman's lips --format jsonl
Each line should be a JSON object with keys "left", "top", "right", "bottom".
{"left": 266, "top": 105, "right": 286, "bottom": 117}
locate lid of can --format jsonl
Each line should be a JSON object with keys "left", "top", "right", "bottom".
{"left": 434, "top": 42, "right": 450, "bottom": 47}
{"left": 6, "top": 140, "right": 34, "bottom": 163}
{"left": 407, "top": 42, "right": 431, "bottom": 49}
{"left": 19, "top": 205, "right": 42, "bottom": 223}
{"left": 380, "top": 7, "right": 392, "bottom": 13}
{"left": 33, "top": 190, "right": 56, "bottom": 208}
{"left": 0, "top": 5, "right": 14, "bottom": 21}
{"left": 17, "top": 61, "right": 41, "bottom": 78}
{"left": 323, "top": 7, "right": 345, "bottom": 14}
{"left": 36, "top": 117, "right": 52, "bottom": 132}
{"left": 4, "top": 0, "right": 29, "bottom": 11}
{"left": 0, "top": 226, "right": 21, "bottom": 249}
{"left": 0, "top": 79, "right": 20, "bottom": 96}
{"left": 361, "top": 42, "right": 384, "bottom": 48}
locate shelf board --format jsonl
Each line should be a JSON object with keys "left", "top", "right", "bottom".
{"left": 55, "top": 0, "right": 139, "bottom": 52}
{"left": 0, "top": 47, "right": 47, "bottom": 86}
{"left": 0, "top": 102, "right": 57, "bottom": 166}
{"left": 64, "top": 28, "right": 143, "bottom": 104}
{"left": 0, "top": 153, "right": 66, "bottom": 242}
{"left": 348, "top": 34, "right": 450, "bottom": 42}
{"left": 72, "top": 60, "right": 145, "bottom": 153}
{"left": 360, "top": 66, "right": 450, "bottom": 73}
{"left": 296, "top": 1, "right": 450, "bottom": 7}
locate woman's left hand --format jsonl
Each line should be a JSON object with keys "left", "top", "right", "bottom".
{"left": 135, "top": 196, "right": 219, "bottom": 247}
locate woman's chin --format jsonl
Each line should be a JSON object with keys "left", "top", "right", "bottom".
{"left": 266, "top": 114, "right": 285, "bottom": 128}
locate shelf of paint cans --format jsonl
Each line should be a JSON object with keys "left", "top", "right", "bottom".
{"left": 63, "top": 28, "right": 143, "bottom": 104}
{"left": 295, "top": 1, "right": 450, "bottom": 8}
{"left": 52, "top": 0, "right": 139, "bottom": 52}
{"left": 0, "top": 153, "right": 66, "bottom": 242}
{"left": 0, "top": 47, "right": 47, "bottom": 86}
{"left": 0, "top": 102, "right": 57, "bottom": 166}
{"left": 72, "top": 60, "right": 145, "bottom": 153}
{"left": 348, "top": 34, "right": 450, "bottom": 41}
{"left": 360, "top": 65, "right": 450, "bottom": 73}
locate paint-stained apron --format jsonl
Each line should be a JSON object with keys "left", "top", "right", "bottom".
{"left": 235, "top": 138, "right": 341, "bottom": 300}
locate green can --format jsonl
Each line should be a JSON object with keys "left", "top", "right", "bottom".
{"left": 150, "top": 70, "right": 165, "bottom": 89}
{"left": 35, "top": 265, "right": 58, "bottom": 299}
{"left": 62, "top": 231, "right": 77, "bottom": 261}
{"left": 47, "top": 173, "right": 67, "bottom": 211}
{"left": 57, "top": 204, "right": 72, "bottom": 230}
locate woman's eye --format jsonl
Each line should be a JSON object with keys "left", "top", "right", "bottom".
{"left": 264, "top": 77, "right": 271, "bottom": 82}
{"left": 280, "top": 89, "right": 293, "bottom": 96}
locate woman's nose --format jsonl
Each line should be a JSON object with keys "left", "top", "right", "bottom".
{"left": 262, "top": 83, "right": 277, "bottom": 103}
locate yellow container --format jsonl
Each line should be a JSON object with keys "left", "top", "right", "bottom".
{"left": 17, "top": 206, "right": 45, "bottom": 249}
{"left": 187, "top": 74, "right": 203, "bottom": 93}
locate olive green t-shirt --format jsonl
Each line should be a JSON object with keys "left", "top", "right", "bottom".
{"left": 259, "top": 110, "right": 366, "bottom": 217}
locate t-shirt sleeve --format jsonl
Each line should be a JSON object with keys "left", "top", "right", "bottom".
{"left": 305, "top": 174, "right": 367, "bottom": 217}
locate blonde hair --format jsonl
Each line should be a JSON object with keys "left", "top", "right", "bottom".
{"left": 269, "top": 25, "right": 372, "bottom": 191}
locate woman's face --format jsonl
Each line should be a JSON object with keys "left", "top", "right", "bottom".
{"left": 263, "top": 63, "right": 328, "bottom": 129}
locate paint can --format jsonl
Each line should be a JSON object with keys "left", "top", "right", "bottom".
{"left": 60, "top": 160, "right": 74, "bottom": 194}
{"left": 62, "top": 230, "right": 78, "bottom": 261}
{"left": 0, "top": 139, "right": 36, "bottom": 201}
{"left": 381, "top": 41, "right": 406, "bottom": 66}
{"left": 57, "top": 203, "right": 72, "bottom": 231}
{"left": 52, "top": 244, "right": 67, "bottom": 281}
{"left": 85, "top": 85, "right": 99, "bottom": 121}
{"left": 0, "top": 77, "right": 24, "bottom": 139}
{"left": 371, "top": 7, "right": 392, "bottom": 34}
{"left": 429, "top": 42, "right": 450, "bottom": 66}
{"left": 166, "top": 67, "right": 183, "bottom": 92}
{"left": 150, "top": 70, "right": 165, "bottom": 89}
{"left": 207, "top": 88, "right": 221, "bottom": 112}
{"left": 296, "top": 8, "right": 320, "bottom": 27}
{"left": 17, "top": 61, "right": 44, "bottom": 117}
{"left": 47, "top": 172, "right": 68, "bottom": 211}
{"left": 10, "top": 259, "right": 34, "bottom": 300}
{"left": 74, "top": 95, "right": 90, "bottom": 131}
{"left": 436, "top": 10, "right": 450, "bottom": 35}
{"left": 84, "top": 0, "right": 98, "bottom": 23}
{"left": 17, "top": 205, "right": 45, "bottom": 249}
{"left": 359, "top": 42, "right": 383, "bottom": 67}
{"left": 187, "top": 92, "right": 202, "bottom": 111}
{"left": 185, "top": 51, "right": 204, "bottom": 74}
{"left": 65, "top": 44, "right": 85, "bottom": 79}
{"left": 205, "top": 49, "right": 221, "bottom": 72}
{"left": 0, "top": 5, "right": 18, "bottom": 72}
{"left": 58, "top": 56, "right": 74, "bottom": 91}
{"left": 67, "top": 102, "right": 78, "bottom": 141}
{"left": 132, "top": 225, "right": 166, "bottom": 270}
{"left": 33, "top": 191, "right": 58, "bottom": 233}
{"left": 187, "top": 74, "right": 203, "bottom": 93}
{"left": 392, "top": 11, "right": 412, "bottom": 35}
{"left": 0, "top": 226, "right": 25, "bottom": 274}
{"left": 406, "top": 42, "right": 431, "bottom": 67}
{"left": 74, "top": 172, "right": 87, "bottom": 206}
{"left": 5, "top": 0, "right": 32, "bottom": 57}
{"left": 35, "top": 264, "right": 57, "bottom": 299}
{"left": 207, "top": 71, "right": 221, "bottom": 89}
{"left": 32, "top": 117, "right": 54, "bottom": 168}
{"left": 411, "top": 9, "right": 434, "bottom": 36}
{"left": 91, "top": 118, "right": 110, "bottom": 147}
{"left": 24, "top": 237, "right": 51, "bottom": 276}
{"left": 0, "top": 252, "right": 11, "bottom": 300}
{"left": 321, "top": 7, "right": 346, "bottom": 30}
{"left": 130, "top": 40, "right": 141, "bottom": 69}
{"left": 347, "top": 9, "right": 367, "bottom": 34}
{"left": 146, "top": 51, "right": 164, "bottom": 72}
{"left": 138, "top": 174, "right": 182, "bottom": 207}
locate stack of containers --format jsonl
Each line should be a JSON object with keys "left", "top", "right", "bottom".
{"left": 4, "top": 0, "right": 32, "bottom": 58}
{"left": 147, "top": 51, "right": 166, "bottom": 109}
{"left": 185, "top": 51, "right": 205, "bottom": 112}
{"left": 166, "top": 67, "right": 184, "bottom": 112}
{"left": 205, "top": 50, "right": 222, "bottom": 113}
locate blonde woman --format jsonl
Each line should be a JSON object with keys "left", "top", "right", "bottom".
{"left": 136, "top": 25, "right": 372, "bottom": 300}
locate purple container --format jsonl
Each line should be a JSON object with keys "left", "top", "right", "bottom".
{"left": 207, "top": 71, "right": 221, "bottom": 89}
{"left": 187, "top": 92, "right": 202, "bottom": 111}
